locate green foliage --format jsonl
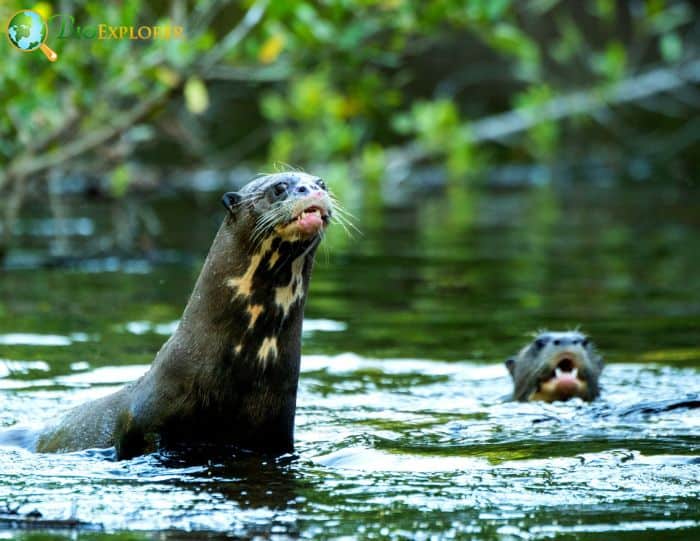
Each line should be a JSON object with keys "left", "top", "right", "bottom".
{"left": 109, "top": 163, "right": 132, "bottom": 198}
{"left": 184, "top": 76, "right": 209, "bottom": 115}
{"left": 591, "top": 41, "right": 627, "bottom": 82}
{"left": 393, "top": 100, "right": 475, "bottom": 175}
{"left": 1, "top": 0, "right": 175, "bottom": 171}
{"left": 263, "top": 72, "right": 366, "bottom": 163}
{"left": 514, "top": 85, "right": 558, "bottom": 160}
{"left": 485, "top": 23, "right": 541, "bottom": 80}
{"left": 660, "top": 32, "right": 683, "bottom": 63}
{"left": 0, "top": 0, "right": 696, "bottom": 207}
{"left": 359, "top": 143, "right": 386, "bottom": 186}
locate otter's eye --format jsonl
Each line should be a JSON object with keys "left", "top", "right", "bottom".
{"left": 534, "top": 338, "right": 547, "bottom": 349}
{"left": 316, "top": 179, "right": 326, "bottom": 190}
{"left": 273, "top": 182, "right": 288, "bottom": 196}
{"left": 582, "top": 338, "right": 590, "bottom": 348}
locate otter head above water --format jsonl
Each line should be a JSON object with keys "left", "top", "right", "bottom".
{"left": 222, "top": 172, "right": 333, "bottom": 246}
{"left": 29, "top": 172, "right": 336, "bottom": 459}
{"left": 505, "top": 331, "right": 603, "bottom": 402}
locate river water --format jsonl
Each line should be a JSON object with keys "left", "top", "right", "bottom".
{"left": 1, "top": 178, "right": 698, "bottom": 539}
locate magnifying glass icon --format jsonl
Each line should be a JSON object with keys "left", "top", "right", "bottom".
{"left": 6, "top": 9, "right": 58, "bottom": 62}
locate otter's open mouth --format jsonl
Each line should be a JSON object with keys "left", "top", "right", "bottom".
{"left": 295, "top": 205, "right": 329, "bottom": 229}
{"left": 276, "top": 200, "right": 331, "bottom": 240}
{"left": 531, "top": 352, "right": 588, "bottom": 402}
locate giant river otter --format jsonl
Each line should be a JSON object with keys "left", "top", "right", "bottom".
{"left": 31, "top": 172, "right": 333, "bottom": 459}
{"left": 506, "top": 331, "right": 603, "bottom": 402}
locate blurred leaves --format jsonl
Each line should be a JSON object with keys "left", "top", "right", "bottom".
{"left": 184, "top": 77, "right": 209, "bottom": 115}
{"left": 258, "top": 33, "right": 285, "bottom": 64}
{"left": 660, "top": 32, "right": 683, "bottom": 63}
{"left": 33, "top": 2, "right": 53, "bottom": 20}
{"left": 486, "top": 23, "right": 541, "bottom": 80}
{"left": 0, "top": 0, "right": 698, "bottom": 220}
{"left": 110, "top": 163, "right": 132, "bottom": 198}
{"left": 393, "top": 100, "right": 475, "bottom": 175}
{"left": 514, "top": 85, "right": 558, "bottom": 159}
{"left": 591, "top": 41, "right": 627, "bottom": 82}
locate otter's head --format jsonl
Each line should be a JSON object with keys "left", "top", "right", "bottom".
{"left": 222, "top": 172, "right": 332, "bottom": 248}
{"left": 505, "top": 331, "right": 603, "bottom": 402}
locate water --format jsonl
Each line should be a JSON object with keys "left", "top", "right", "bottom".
{"left": 1, "top": 179, "right": 699, "bottom": 539}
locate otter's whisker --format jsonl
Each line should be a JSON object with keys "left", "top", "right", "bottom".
{"left": 252, "top": 206, "right": 286, "bottom": 235}
{"left": 326, "top": 200, "right": 361, "bottom": 236}
{"left": 329, "top": 212, "right": 360, "bottom": 238}
{"left": 251, "top": 207, "right": 289, "bottom": 250}
{"left": 318, "top": 230, "right": 330, "bottom": 265}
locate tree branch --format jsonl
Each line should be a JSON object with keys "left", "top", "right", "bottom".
{"left": 0, "top": 0, "right": 271, "bottom": 193}
{"left": 386, "top": 60, "right": 700, "bottom": 170}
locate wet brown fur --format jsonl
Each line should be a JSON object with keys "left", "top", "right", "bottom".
{"left": 34, "top": 173, "right": 332, "bottom": 459}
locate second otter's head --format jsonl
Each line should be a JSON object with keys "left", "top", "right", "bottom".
{"left": 505, "top": 331, "right": 603, "bottom": 402}
{"left": 222, "top": 172, "right": 333, "bottom": 248}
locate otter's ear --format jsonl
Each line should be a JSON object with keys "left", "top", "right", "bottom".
{"left": 222, "top": 192, "right": 242, "bottom": 215}
{"left": 505, "top": 358, "right": 516, "bottom": 375}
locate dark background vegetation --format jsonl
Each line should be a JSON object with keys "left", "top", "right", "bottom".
{"left": 0, "top": 0, "right": 699, "bottom": 259}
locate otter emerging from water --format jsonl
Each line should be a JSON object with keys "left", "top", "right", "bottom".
{"left": 28, "top": 172, "right": 333, "bottom": 459}
{"left": 506, "top": 331, "right": 603, "bottom": 402}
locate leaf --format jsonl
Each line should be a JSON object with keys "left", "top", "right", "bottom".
{"left": 32, "top": 2, "right": 53, "bottom": 20}
{"left": 660, "top": 32, "right": 683, "bottom": 63}
{"left": 258, "top": 34, "right": 285, "bottom": 64}
{"left": 155, "top": 67, "right": 180, "bottom": 88}
{"left": 110, "top": 164, "right": 132, "bottom": 198}
{"left": 260, "top": 92, "right": 287, "bottom": 121}
{"left": 591, "top": 41, "right": 627, "bottom": 81}
{"left": 184, "top": 77, "right": 209, "bottom": 115}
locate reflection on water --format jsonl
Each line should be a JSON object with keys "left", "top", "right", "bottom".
{"left": 0, "top": 180, "right": 699, "bottom": 538}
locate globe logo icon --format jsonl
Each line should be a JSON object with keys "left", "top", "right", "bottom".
{"left": 6, "top": 9, "right": 58, "bottom": 62}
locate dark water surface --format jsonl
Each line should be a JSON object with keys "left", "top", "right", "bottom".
{"left": 1, "top": 178, "right": 699, "bottom": 540}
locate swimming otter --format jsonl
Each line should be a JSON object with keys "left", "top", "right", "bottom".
{"left": 505, "top": 331, "right": 603, "bottom": 402}
{"left": 33, "top": 172, "right": 333, "bottom": 459}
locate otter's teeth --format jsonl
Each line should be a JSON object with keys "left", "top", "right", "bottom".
{"left": 554, "top": 367, "right": 579, "bottom": 379}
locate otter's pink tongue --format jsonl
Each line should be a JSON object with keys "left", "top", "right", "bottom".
{"left": 297, "top": 209, "right": 324, "bottom": 234}
{"left": 553, "top": 367, "right": 580, "bottom": 395}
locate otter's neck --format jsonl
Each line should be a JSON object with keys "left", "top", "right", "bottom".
{"left": 180, "top": 217, "right": 316, "bottom": 344}
{"left": 147, "top": 217, "right": 318, "bottom": 452}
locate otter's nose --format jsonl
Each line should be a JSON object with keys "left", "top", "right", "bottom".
{"left": 294, "top": 183, "right": 322, "bottom": 196}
